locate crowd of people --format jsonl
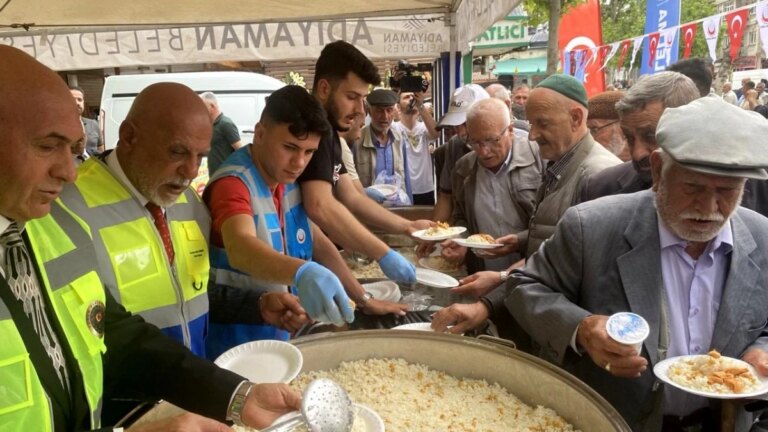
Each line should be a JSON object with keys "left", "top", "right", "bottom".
{"left": 2, "top": 36, "right": 768, "bottom": 432}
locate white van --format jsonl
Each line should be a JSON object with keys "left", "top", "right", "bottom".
{"left": 99, "top": 71, "right": 285, "bottom": 150}
{"left": 731, "top": 69, "right": 768, "bottom": 86}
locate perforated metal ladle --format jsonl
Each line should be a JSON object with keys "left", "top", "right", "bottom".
{"left": 261, "top": 378, "right": 354, "bottom": 432}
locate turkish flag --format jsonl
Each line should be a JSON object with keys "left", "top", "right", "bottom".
{"left": 726, "top": 9, "right": 749, "bottom": 61}
{"left": 680, "top": 22, "right": 697, "bottom": 59}
{"left": 616, "top": 40, "right": 631, "bottom": 71}
{"left": 647, "top": 32, "right": 660, "bottom": 67}
{"left": 598, "top": 45, "right": 611, "bottom": 67}
{"left": 558, "top": 0, "right": 605, "bottom": 96}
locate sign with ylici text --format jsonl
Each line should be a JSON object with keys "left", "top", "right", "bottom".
{"left": 0, "top": 15, "right": 449, "bottom": 71}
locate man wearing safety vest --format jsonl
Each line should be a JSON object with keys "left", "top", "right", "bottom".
{"left": 58, "top": 82, "right": 311, "bottom": 423}
{"left": 0, "top": 44, "right": 300, "bottom": 432}
{"left": 204, "top": 85, "right": 408, "bottom": 358}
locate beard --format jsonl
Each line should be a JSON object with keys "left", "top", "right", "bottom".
{"left": 324, "top": 95, "right": 349, "bottom": 132}
{"left": 632, "top": 156, "right": 653, "bottom": 184}
{"left": 654, "top": 179, "right": 741, "bottom": 242}
{"left": 134, "top": 172, "right": 190, "bottom": 208}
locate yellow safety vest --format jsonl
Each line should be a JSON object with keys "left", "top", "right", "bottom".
{"left": 59, "top": 158, "right": 210, "bottom": 356}
{"left": 0, "top": 202, "right": 106, "bottom": 430}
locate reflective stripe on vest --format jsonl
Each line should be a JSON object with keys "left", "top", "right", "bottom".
{"left": 58, "top": 158, "right": 210, "bottom": 355}
{"left": 208, "top": 146, "right": 313, "bottom": 292}
{"left": 0, "top": 201, "right": 105, "bottom": 429}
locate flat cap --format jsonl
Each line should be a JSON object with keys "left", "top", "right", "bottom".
{"left": 656, "top": 96, "right": 768, "bottom": 179}
{"left": 536, "top": 74, "right": 588, "bottom": 107}
{"left": 588, "top": 91, "right": 624, "bottom": 120}
{"left": 367, "top": 89, "right": 398, "bottom": 106}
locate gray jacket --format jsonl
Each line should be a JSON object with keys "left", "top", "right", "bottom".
{"left": 525, "top": 133, "right": 621, "bottom": 257}
{"left": 507, "top": 190, "right": 768, "bottom": 431}
{"left": 452, "top": 138, "right": 542, "bottom": 273}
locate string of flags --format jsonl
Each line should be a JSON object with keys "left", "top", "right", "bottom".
{"left": 562, "top": 1, "right": 768, "bottom": 76}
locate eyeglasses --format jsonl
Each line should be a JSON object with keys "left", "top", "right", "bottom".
{"left": 589, "top": 120, "right": 619, "bottom": 136}
{"left": 467, "top": 125, "right": 509, "bottom": 149}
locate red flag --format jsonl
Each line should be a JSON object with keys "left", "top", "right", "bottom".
{"left": 647, "top": 32, "right": 660, "bottom": 67}
{"left": 558, "top": 0, "right": 605, "bottom": 96}
{"left": 726, "top": 9, "right": 749, "bottom": 61}
{"left": 598, "top": 45, "right": 611, "bottom": 66}
{"left": 617, "top": 40, "right": 631, "bottom": 71}
{"left": 680, "top": 22, "right": 698, "bottom": 59}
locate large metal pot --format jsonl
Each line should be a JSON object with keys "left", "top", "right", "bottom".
{"left": 292, "top": 330, "right": 630, "bottom": 431}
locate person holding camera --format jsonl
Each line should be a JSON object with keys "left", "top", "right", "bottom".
{"left": 392, "top": 83, "right": 439, "bottom": 205}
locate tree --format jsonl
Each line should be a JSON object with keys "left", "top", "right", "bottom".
{"left": 524, "top": 0, "right": 585, "bottom": 74}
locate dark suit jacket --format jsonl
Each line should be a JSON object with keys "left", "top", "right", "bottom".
{"left": 505, "top": 191, "right": 768, "bottom": 431}
{"left": 742, "top": 179, "right": 768, "bottom": 219}
{"left": 1, "top": 231, "right": 244, "bottom": 431}
{"left": 578, "top": 161, "right": 651, "bottom": 204}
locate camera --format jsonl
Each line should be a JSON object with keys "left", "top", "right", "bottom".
{"left": 389, "top": 60, "right": 431, "bottom": 93}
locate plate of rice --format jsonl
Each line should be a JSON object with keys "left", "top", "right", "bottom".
{"left": 411, "top": 222, "right": 466, "bottom": 241}
{"left": 453, "top": 234, "right": 504, "bottom": 249}
{"left": 653, "top": 350, "right": 768, "bottom": 399}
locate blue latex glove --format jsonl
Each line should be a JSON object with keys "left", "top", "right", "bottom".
{"left": 378, "top": 249, "right": 416, "bottom": 284}
{"left": 293, "top": 262, "right": 354, "bottom": 326}
{"left": 365, "top": 186, "right": 386, "bottom": 203}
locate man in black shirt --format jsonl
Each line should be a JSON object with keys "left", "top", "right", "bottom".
{"left": 298, "top": 42, "right": 432, "bottom": 300}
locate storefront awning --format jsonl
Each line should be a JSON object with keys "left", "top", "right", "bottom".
{"left": 493, "top": 56, "right": 547, "bottom": 75}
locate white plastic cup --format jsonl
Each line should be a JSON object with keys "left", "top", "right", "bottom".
{"left": 605, "top": 312, "right": 649, "bottom": 352}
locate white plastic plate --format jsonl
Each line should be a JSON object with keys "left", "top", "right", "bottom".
{"left": 415, "top": 268, "right": 459, "bottom": 288}
{"left": 653, "top": 355, "right": 768, "bottom": 399}
{"left": 452, "top": 238, "right": 504, "bottom": 249}
{"left": 411, "top": 226, "right": 467, "bottom": 241}
{"left": 362, "top": 281, "right": 402, "bottom": 302}
{"left": 215, "top": 340, "right": 302, "bottom": 384}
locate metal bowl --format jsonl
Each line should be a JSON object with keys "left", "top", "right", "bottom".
{"left": 292, "top": 330, "right": 630, "bottom": 431}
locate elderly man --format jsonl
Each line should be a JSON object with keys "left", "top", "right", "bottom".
{"left": 586, "top": 91, "right": 629, "bottom": 161}
{"left": 59, "top": 83, "right": 310, "bottom": 422}
{"left": 722, "top": 82, "right": 738, "bottom": 105}
{"left": 431, "top": 74, "right": 620, "bottom": 340}
{"left": 353, "top": 88, "right": 411, "bottom": 205}
{"left": 431, "top": 84, "right": 490, "bottom": 222}
{"left": 511, "top": 84, "right": 530, "bottom": 120}
{"left": 579, "top": 72, "right": 700, "bottom": 203}
{"left": 201, "top": 91, "right": 243, "bottom": 175}
{"left": 298, "top": 41, "right": 433, "bottom": 286}
{"left": 0, "top": 44, "right": 299, "bottom": 432}
{"left": 440, "top": 98, "right": 541, "bottom": 296}
{"left": 204, "top": 86, "right": 405, "bottom": 357}
{"left": 503, "top": 97, "right": 768, "bottom": 431}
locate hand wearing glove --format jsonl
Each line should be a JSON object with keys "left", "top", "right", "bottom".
{"left": 293, "top": 262, "right": 354, "bottom": 326}
{"left": 378, "top": 249, "right": 416, "bottom": 284}
{"left": 365, "top": 186, "right": 386, "bottom": 203}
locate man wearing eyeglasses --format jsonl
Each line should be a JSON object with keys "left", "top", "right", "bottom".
{"left": 585, "top": 91, "right": 629, "bottom": 162}
{"left": 439, "top": 98, "right": 542, "bottom": 297}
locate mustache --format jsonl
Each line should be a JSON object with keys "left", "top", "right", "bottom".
{"left": 169, "top": 179, "right": 191, "bottom": 188}
{"left": 632, "top": 156, "right": 651, "bottom": 172}
{"left": 679, "top": 211, "right": 725, "bottom": 222}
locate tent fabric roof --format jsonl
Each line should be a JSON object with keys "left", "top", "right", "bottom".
{"left": 493, "top": 57, "right": 547, "bottom": 75}
{"left": 0, "top": 0, "right": 456, "bottom": 27}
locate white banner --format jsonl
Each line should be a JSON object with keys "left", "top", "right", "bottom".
{"left": 629, "top": 36, "right": 645, "bottom": 71}
{"left": 0, "top": 15, "right": 449, "bottom": 71}
{"left": 659, "top": 27, "right": 678, "bottom": 70}
{"left": 757, "top": 2, "right": 768, "bottom": 58}
{"left": 456, "top": 0, "right": 520, "bottom": 53}
{"left": 703, "top": 15, "right": 721, "bottom": 62}
{"left": 601, "top": 42, "right": 620, "bottom": 71}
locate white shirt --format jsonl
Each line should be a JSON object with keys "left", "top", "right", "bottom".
{"left": 393, "top": 121, "right": 434, "bottom": 194}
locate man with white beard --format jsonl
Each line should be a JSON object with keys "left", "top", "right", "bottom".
{"left": 436, "top": 96, "right": 768, "bottom": 431}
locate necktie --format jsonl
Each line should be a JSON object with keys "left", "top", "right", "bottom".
{"left": 1, "top": 222, "right": 70, "bottom": 391}
{"left": 146, "top": 203, "right": 175, "bottom": 264}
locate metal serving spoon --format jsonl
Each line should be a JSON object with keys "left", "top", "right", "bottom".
{"left": 261, "top": 378, "right": 354, "bottom": 432}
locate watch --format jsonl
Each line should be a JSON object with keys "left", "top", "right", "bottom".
{"left": 359, "top": 291, "right": 374, "bottom": 306}
{"left": 228, "top": 381, "right": 254, "bottom": 426}
{"left": 499, "top": 271, "right": 510, "bottom": 282}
